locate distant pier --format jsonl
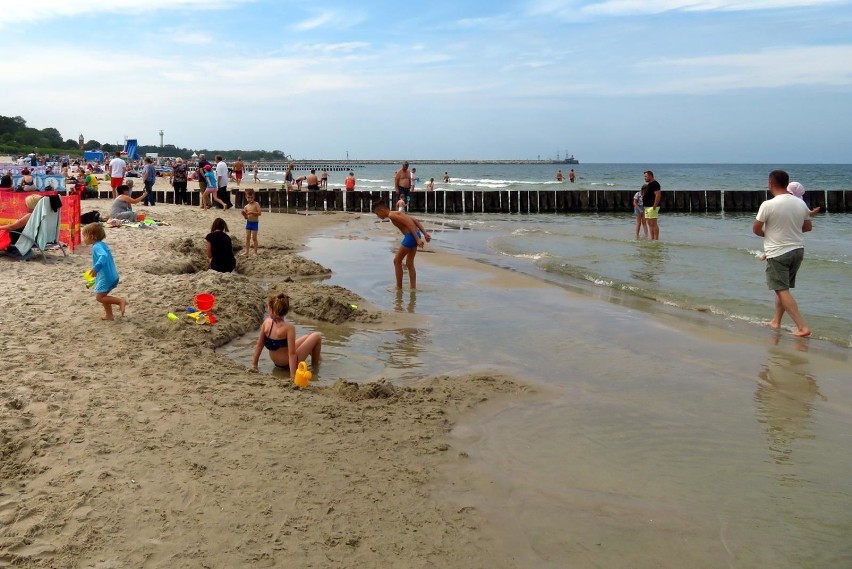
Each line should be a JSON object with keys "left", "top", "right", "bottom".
{"left": 101, "top": 188, "right": 851, "bottom": 214}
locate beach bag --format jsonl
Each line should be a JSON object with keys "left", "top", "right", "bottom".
{"left": 81, "top": 211, "right": 101, "bottom": 225}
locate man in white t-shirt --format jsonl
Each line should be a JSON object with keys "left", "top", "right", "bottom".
{"left": 108, "top": 151, "right": 127, "bottom": 198}
{"left": 215, "top": 155, "right": 232, "bottom": 209}
{"left": 753, "top": 169, "right": 813, "bottom": 337}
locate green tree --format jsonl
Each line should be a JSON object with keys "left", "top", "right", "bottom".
{"left": 84, "top": 139, "right": 101, "bottom": 150}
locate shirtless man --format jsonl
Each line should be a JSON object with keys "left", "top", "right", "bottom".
{"left": 306, "top": 169, "right": 320, "bottom": 191}
{"left": 233, "top": 157, "right": 244, "bottom": 187}
{"left": 443, "top": 172, "right": 450, "bottom": 183}
{"left": 394, "top": 161, "right": 412, "bottom": 202}
{"left": 556, "top": 169, "right": 564, "bottom": 182}
{"left": 569, "top": 169, "right": 576, "bottom": 183}
{"left": 372, "top": 200, "right": 432, "bottom": 289}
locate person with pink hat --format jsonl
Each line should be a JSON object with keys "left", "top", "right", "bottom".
{"left": 787, "top": 181, "right": 821, "bottom": 216}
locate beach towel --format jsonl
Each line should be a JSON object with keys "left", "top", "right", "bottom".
{"left": 13, "top": 197, "right": 61, "bottom": 258}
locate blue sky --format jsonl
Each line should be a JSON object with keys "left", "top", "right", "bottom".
{"left": 3, "top": 0, "right": 851, "bottom": 162}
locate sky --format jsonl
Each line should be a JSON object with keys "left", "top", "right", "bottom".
{"left": 2, "top": 0, "right": 851, "bottom": 162}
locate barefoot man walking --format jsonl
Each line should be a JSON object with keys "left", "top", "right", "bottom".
{"left": 753, "top": 169, "right": 813, "bottom": 337}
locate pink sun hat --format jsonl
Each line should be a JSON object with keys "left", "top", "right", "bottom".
{"left": 787, "top": 181, "right": 805, "bottom": 198}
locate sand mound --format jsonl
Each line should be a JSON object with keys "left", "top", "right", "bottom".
{"left": 329, "top": 378, "right": 399, "bottom": 401}
{"left": 238, "top": 253, "right": 331, "bottom": 278}
{"left": 270, "top": 282, "right": 381, "bottom": 324}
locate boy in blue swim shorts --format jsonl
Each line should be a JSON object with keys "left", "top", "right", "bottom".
{"left": 241, "top": 188, "right": 262, "bottom": 256}
{"left": 372, "top": 200, "right": 432, "bottom": 289}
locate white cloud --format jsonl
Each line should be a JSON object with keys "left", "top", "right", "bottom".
{"left": 529, "top": 0, "right": 846, "bottom": 19}
{"left": 635, "top": 44, "right": 852, "bottom": 94}
{"left": 291, "top": 10, "right": 338, "bottom": 31}
{"left": 0, "top": 0, "right": 257, "bottom": 28}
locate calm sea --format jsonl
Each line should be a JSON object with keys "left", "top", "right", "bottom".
{"left": 264, "top": 162, "right": 852, "bottom": 347}
{"left": 260, "top": 162, "right": 852, "bottom": 193}
{"left": 222, "top": 163, "right": 851, "bottom": 567}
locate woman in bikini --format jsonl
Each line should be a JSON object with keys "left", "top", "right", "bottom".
{"left": 250, "top": 293, "right": 322, "bottom": 376}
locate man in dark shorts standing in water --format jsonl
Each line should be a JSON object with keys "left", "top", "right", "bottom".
{"left": 395, "top": 161, "right": 412, "bottom": 202}
{"left": 642, "top": 170, "right": 662, "bottom": 240}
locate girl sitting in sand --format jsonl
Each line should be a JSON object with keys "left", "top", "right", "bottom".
{"left": 82, "top": 223, "right": 127, "bottom": 320}
{"left": 251, "top": 293, "right": 322, "bottom": 376}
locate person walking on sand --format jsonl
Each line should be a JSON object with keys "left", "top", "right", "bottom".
{"left": 82, "top": 223, "right": 126, "bottom": 320}
{"left": 233, "top": 156, "right": 244, "bottom": 187}
{"left": 372, "top": 200, "right": 432, "bottom": 289}
{"left": 215, "top": 155, "right": 232, "bottom": 209}
{"left": 108, "top": 150, "right": 126, "bottom": 198}
{"left": 252, "top": 161, "right": 259, "bottom": 183}
{"left": 753, "top": 170, "right": 813, "bottom": 337}
{"left": 642, "top": 170, "right": 662, "bottom": 240}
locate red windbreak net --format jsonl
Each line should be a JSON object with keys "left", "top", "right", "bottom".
{"left": 0, "top": 191, "right": 81, "bottom": 251}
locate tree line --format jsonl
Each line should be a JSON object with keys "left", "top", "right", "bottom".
{"left": 0, "top": 115, "right": 290, "bottom": 161}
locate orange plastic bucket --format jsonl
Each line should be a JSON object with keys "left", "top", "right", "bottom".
{"left": 137, "top": 213, "right": 146, "bottom": 222}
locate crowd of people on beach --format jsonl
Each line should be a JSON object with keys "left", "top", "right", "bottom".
{"left": 2, "top": 151, "right": 820, "bottom": 382}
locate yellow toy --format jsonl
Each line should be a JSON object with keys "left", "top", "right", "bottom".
{"left": 294, "top": 361, "right": 312, "bottom": 388}
{"left": 167, "top": 312, "right": 179, "bottom": 321}
{"left": 82, "top": 270, "right": 95, "bottom": 288}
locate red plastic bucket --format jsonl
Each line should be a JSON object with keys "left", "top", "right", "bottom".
{"left": 194, "top": 293, "right": 216, "bottom": 312}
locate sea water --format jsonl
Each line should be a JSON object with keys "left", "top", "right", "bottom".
{"left": 290, "top": 207, "right": 852, "bottom": 568}
{"left": 229, "top": 162, "right": 852, "bottom": 566}
{"left": 258, "top": 162, "right": 852, "bottom": 194}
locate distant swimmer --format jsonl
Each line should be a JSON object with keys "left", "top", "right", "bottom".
{"left": 556, "top": 169, "right": 564, "bottom": 182}
{"left": 427, "top": 177, "right": 434, "bottom": 191}
{"left": 569, "top": 169, "right": 575, "bottom": 183}
{"left": 443, "top": 172, "right": 450, "bottom": 183}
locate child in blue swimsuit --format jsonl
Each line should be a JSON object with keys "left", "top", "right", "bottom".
{"left": 250, "top": 292, "right": 322, "bottom": 376}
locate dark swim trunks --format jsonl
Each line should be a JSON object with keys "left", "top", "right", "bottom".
{"left": 398, "top": 186, "right": 411, "bottom": 199}
{"left": 307, "top": 184, "right": 320, "bottom": 191}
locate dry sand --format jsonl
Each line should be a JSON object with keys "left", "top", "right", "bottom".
{"left": 0, "top": 184, "right": 535, "bottom": 568}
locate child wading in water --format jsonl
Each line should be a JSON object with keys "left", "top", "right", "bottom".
{"left": 241, "top": 188, "right": 262, "bottom": 256}
{"left": 83, "top": 223, "right": 126, "bottom": 320}
{"left": 251, "top": 293, "right": 322, "bottom": 376}
{"left": 372, "top": 200, "right": 431, "bottom": 289}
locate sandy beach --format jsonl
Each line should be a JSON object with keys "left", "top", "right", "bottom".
{"left": 0, "top": 177, "right": 537, "bottom": 568}
{"left": 3, "top": 175, "right": 851, "bottom": 568}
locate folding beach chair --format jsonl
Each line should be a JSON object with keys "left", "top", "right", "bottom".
{"left": 8, "top": 196, "right": 67, "bottom": 262}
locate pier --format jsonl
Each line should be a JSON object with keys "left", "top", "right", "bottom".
{"left": 96, "top": 188, "right": 851, "bottom": 214}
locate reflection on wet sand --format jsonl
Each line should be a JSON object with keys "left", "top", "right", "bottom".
{"left": 630, "top": 240, "right": 669, "bottom": 284}
{"left": 754, "top": 336, "right": 825, "bottom": 467}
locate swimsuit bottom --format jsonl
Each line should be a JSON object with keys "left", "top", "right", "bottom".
{"left": 401, "top": 231, "right": 422, "bottom": 249}
{"left": 246, "top": 220, "right": 259, "bottom": 232}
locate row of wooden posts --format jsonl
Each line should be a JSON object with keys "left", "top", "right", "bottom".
{"left": 95, "top": 188, "right": 852, "bottom": 213}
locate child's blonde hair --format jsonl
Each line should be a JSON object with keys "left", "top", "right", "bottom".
{"left": 25, "top": 194, "right": 42, "bottom": 211}
{"left": 268, "top": 292, "right": 290, "bottom": 319}
{"left": 82, "top": 222, "right": 106, "bottom": 242}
